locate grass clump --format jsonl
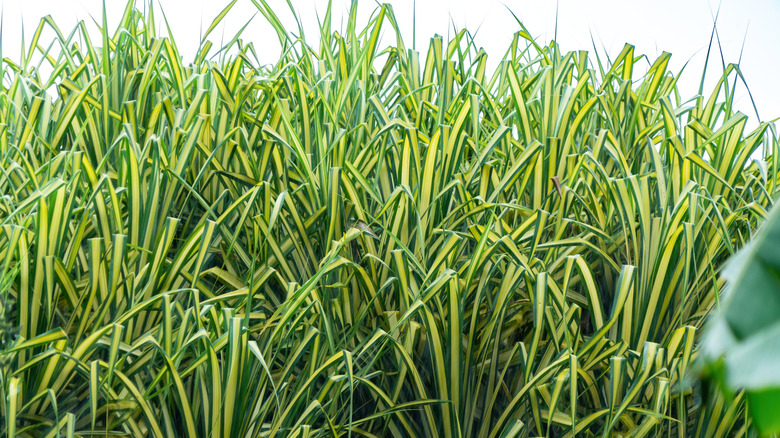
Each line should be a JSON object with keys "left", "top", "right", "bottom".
{"left": 0, "top": 1, "right": 776, "bottom": 436}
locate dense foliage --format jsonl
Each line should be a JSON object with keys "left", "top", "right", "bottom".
{"left": 0, "top": 1, "right": 776, "bottom": 436}
{"left": 702, "top": 192, "right": 780, "bottom": 436}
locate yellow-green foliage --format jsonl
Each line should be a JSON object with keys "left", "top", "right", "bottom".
{"left": 0, "top": 1, "right": 776, "bottom": 436}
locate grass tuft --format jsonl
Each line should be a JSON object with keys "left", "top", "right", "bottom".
{"left": 0, "top": 1, "right": 776, "bottom": 436}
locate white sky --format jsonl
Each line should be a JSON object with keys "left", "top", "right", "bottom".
{"left": 2, "top": 0, "right": 779, "bottom": 124}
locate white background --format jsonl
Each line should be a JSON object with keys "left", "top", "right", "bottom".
{"left": 2, "top": 0, "right": 779, "bottom": 126}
